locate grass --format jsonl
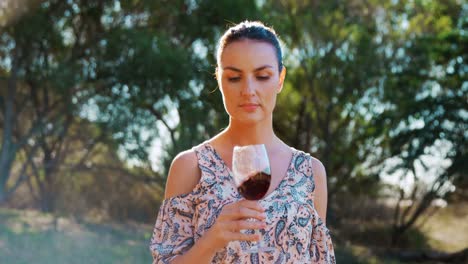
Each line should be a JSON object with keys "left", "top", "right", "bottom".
{"left": 0, "top": 208, "right": 153, "bottom": 264}
{"left": 0, "top": 207, "right": 401, "bottom": 264}
{"left": 419, "top": 202, "right": 468, "bottom": 252}
{"left": 331, "top": 199, "right": 468, "bottom": 263}
{"left": 1, "top": 202, "right": 467, "bottom": 264}
{"left": 334, "top": 244, "right": 405, "bottom": 264}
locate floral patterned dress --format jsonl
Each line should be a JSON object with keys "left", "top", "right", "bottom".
{"left": 150, "top": 142, "right": 335, "bottom": 263}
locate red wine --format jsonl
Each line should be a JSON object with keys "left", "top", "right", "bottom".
{"left": 238, "top": 172, "right": 271, "bottom": 200}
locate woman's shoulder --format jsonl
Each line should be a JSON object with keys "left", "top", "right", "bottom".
{"left": 173, "top": 148, "right": 199, "bottom": 167}
{"left": 292, "top": 148, "right": 327, "bottom": 178}
{"left": 306, "top": 153, "right": 326, "bottom": 176}
{"left": 164, "top": 147, "right": 201, "bottom": 199}
{"left": 310, "top": 156, "right": 327, "bottom": 182}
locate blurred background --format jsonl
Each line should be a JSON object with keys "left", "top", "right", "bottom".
{"left": 0, "top": 0, "right": 467, "bottom": 263}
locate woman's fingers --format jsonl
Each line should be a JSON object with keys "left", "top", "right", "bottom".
{"left": 227, "top": 219, "right": 266, "bottom": 232}
{"left": 224, "top": 200, "right": 264, "bottom": 212}
{"left": 206, "top": 200, "right": 267, "bottom": 247}
{"left": 234, "top": 207, "right": 266, "bottom": 221}
{"left": 221, "top": 200, "right": 266, "bottom": 221}
{"left": 228, "top": 232, "right": 261, "bottom": 242}
{"left": 237, "top": 200, "right": 265, "bottom": 212}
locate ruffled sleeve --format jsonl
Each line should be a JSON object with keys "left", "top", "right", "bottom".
{"left": 305, "top": 153, "right": 336, "bottom": 263}
{"left": 150, "top": 195, "right": 196, "bottom": 264}
{"left": 311, "top": 214, "right": 336, "bottom": 264}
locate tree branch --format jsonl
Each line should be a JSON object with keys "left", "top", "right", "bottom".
{"left": 3, "top": 142, "right": 40, "bottom": 199}
{"left": 28, "top": 152, "right": 45, "bottom": 203}
{"left": 146, "top": 105, "right": 177, "bottom": 146}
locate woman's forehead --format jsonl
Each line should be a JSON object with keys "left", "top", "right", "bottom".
{"left": 220, "top": 40, "right": 278, "bottom": 70}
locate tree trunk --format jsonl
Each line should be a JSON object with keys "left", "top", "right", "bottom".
{"left": 391, "top": 186, "right": 439, "bottom": 247}
{"left": 0, "top": 59, "right": 18, "bottom": 203}
{"left": 293, "top": 97, "right": 306, "bottom": 148}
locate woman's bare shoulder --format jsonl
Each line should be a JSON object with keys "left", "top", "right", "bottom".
{"left": 308, "top": 155, "right": 328, "bottom": 223}
{"left": 290, "top": 146, "right": 326, "bottom": 179}
{"left": 164, "top": 148, "right": 201, "bottom": 199}
{"left": 309, "top": 156, "right": 327, "bottom": 181}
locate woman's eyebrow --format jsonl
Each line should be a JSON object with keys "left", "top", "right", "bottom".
{"left": 223, "top": 65, "right": 274, "bottom": 72}
{"left": 254, "top": 65, "right": 274, "bottom": 72}
{"left": 223, "top": 66, "right": 242, "bottom": 72}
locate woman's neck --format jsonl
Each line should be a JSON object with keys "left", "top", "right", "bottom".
{"left": 221, "top": 118, "right": 279, "bottom": 148}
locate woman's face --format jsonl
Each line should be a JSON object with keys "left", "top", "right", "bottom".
{"left": 217, "top": 39, "right": 286, "bottom": 125}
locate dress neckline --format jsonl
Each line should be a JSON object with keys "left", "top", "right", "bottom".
{"left": 204, "top": 142, "right": 297, "bottom": 200}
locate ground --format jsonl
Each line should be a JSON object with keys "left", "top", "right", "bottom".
{"left": 0, "top": 202, "right": 467, "bottom": 263}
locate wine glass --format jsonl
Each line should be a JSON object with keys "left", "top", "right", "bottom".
{"left": 232, "top": 144, "right": 275, "bottom": 253}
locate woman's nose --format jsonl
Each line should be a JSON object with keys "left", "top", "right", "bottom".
{"left": 240, "top": 77, "right": 255, "bottom": 96}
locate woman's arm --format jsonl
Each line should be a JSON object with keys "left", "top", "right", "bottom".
{"left": 311, "top": 157, "right": 328, "bottom": 225}
{"left": 162, "top": 150, "right": 217, "bottom": 263}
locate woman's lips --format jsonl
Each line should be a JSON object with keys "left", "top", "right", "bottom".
{"left": 240, "top": 104, "right": 260, "bottom": 112}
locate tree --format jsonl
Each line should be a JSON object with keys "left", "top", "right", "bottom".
{"left": 1, "top": 0, "right": 116, "bottom": 205}
{"left": 369, "top": 0, "right": 467, "bottom": 245}
{"left": 263, "top": 1, "right": 386, "bottom": 214}
{"left": 90, "top": 0, "right": 263, "bottom": 174}
{"left": 1, "top": 0, "right": 264, "bottom": 207}
{"left": 0, "top": 1, "right": 89, "bottom": 203}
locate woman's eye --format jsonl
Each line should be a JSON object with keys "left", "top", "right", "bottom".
{"left": 228, "top": 77, "right": 241, "bottom": 82}
{"left": 257, "top": 76, "right": 270, "bottom": 81}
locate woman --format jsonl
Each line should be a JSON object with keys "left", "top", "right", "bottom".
{"left": 150, "top": 21, "right": 335, "bottom": 263}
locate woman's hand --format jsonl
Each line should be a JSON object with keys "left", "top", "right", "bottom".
{"left": 202, "top": 199, "right": 266, "bottom": 252}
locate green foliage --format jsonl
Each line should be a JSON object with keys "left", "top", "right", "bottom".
{"left": 265, "top": 0, "right": 386, "bottom": 199}
{"left": 374, "top": 2, "right": 467, "bottom": 195}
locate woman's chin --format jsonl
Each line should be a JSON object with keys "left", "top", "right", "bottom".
{"left": 232, "top": 115, "right": 266, "bottom": 125}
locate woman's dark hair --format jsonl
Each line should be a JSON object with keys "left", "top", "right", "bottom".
{"left": 216, "top": 21, "right": 283, "bottom": 72}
